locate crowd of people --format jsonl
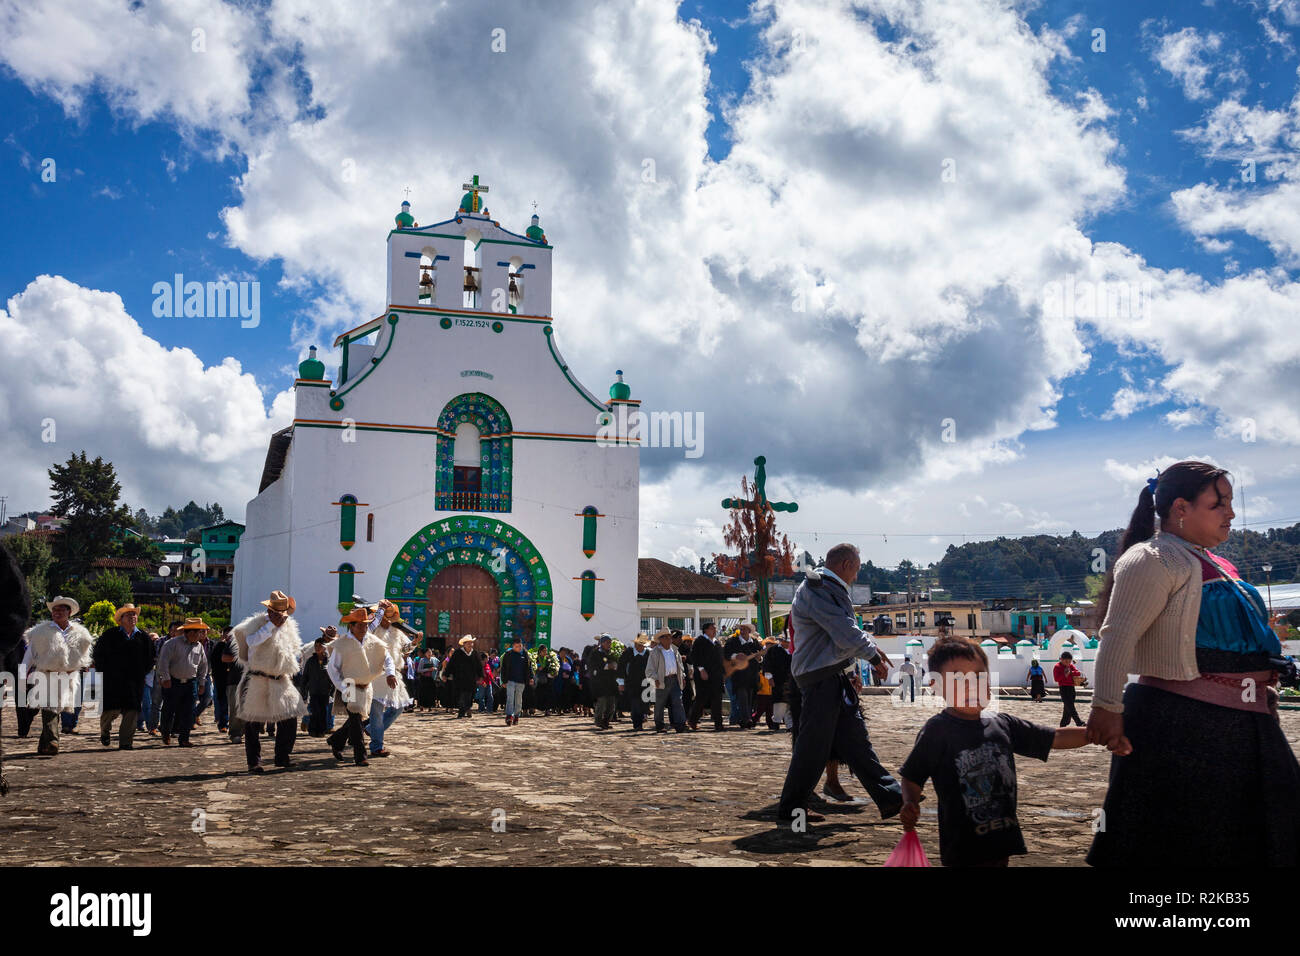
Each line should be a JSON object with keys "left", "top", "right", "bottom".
{"left": 401, "top": 621, "right": 795, "bottom": 733}
{"left": 0, "top": 586, "right": 803, "bottom": 774}
{"left": 1, "top": 459, "right": 1297, "bottom": 867}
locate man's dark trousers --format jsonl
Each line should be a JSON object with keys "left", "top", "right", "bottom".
{"left": 628, "top": 690, "right": 647, "bottom": 730}
{"left": 733, "top": 685, "right": 754, "bottom": 728}
{"left": 456, "top": 688, "right": 475, "bottom": 717}
{"left": 328, "top": 711, "right": 366, "bottom": 761}
{"left": 1058, "top": 685, "right": 1084, "bottom": 727}
{"left": 245, "top": 718, "right": 297, "bottom": 767}
{"left": 777, "top": 673, "right": 902, "bottom": 819}
{"left": 162, "top": 679, "right": 197, "bottom": 743}
{"left": 307, "top": 693, "right": 331, "bottom": 736}
{"left": 689, "top": 679, "right": 724, "bottom": 729}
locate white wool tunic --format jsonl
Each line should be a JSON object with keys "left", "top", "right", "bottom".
{"left": 328, "top": 632, "right": 392, "bottom": 716}
{"left": 371, "top": 624, "right": 413, "bottom": 709}
{"left": 23, "top": 620, "right": 94, "bottom": 712}
{"left": 232, "top": 613, "right": 308, "bottom": 724}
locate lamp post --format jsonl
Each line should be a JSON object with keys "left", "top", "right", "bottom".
{"left": 1261, "top": 563, "right": 1274, "bottom": 618}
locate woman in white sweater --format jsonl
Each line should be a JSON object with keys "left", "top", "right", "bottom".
{"left": 1086, "top": 461, "right": 1299, "bottom": 866}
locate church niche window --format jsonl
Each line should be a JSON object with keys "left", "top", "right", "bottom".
{"left": 418, "top": 252, "right": 436, "bottom": 303}
{"left": 435, "top": 392, "right": 512, "bottom": 513}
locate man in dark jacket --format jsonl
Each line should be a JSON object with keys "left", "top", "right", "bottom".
{"left": 208, "top": 627, "right": 232, "bottom": 732}
{"left": 763, "top": 636, "right": 793, "bottom": 729}
{"left": 448, "top": 636, "right": 482, "bottom": 718}
{"left": 688, "top": 622, "right": 725, "bottom": 731}
{"left": 499, "top": 636, "right": 534, "bottom": 726}
{"left": 211, "top": 628, "right": 245, "bottom": 742}
{"left": 724, "top": 624, "right": 763, "bottom": 729}
{"left": 625, "top": 635, "right": 651, "bottom": 731}
{"left": 589, "top": 635, "right": 620, "bottom": 729}
{"left": 0, "top": 542, "right": 30, "bottom": 796}
{"left": 92, "top": 604, "right": 155, "bottom": 750}
{"left": 302, "top": 635, "right": 335, "bottom": 736}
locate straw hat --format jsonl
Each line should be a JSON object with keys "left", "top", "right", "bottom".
{"left": 340, "top": 606, "right": 374, "bottom": 625}
{"left": 458, "top": 634, "right": 476, "bottom": 647}
{"left": 381, "top": 603, "right": 401, "bottom": 624}
{"left": 261, "top": 590, "right": 296, "bottom": 613}
{"left": 653, "top": 629, "right": 673, "bottom": 641}
{"left": 179, "top": 617, "right": 209, "bottom": 631}
{"left": 47, "top": 595, "right": 79, "bottom": 616}
{"left": 113, "top": 603, "right": 140, "bottom": 624}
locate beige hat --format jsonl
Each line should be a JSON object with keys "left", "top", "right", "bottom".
{"left": 47, "top": 595, "right": 79, "bottom": 616}
{"left": 114, "top": 603, "right": 141, "bottom": 624}
{"left": 653, "top": 629, "right": 673, "bottom": 641}
{"left": 180, "top": 617, "right": 209, "bottom": 631}
{"left": 261, "top": 590, "right": 296, "bottom": 613}
{"left": 458, "top": 634, "right": 476, "bottom": 647}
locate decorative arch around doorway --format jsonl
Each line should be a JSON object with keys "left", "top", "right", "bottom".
{"left": 385, "top": 515, "right": 552, "bottom": 650}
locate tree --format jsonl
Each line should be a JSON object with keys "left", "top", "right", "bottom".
{"left": 69, "top": 570, "right": 133, "bottom": 613}
{"left": 6, "top": 533, "right": 54, "bottom": 616}
{"left": 47, "top": 451, "right": 132, "bottom": 581}
{"left": 715, "top": 471, "right": 795, "bottom": 637}
{"left": 83, "top": 600, "right": 117, "bottom": 635}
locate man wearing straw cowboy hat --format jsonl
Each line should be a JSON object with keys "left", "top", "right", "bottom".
{"left": 327, "top": 604, "right": 394, "bottom": 766}
{"left": 368, "top": 599, "right": 412, "bottom": 755}
{"left": 157, "top": 618, "right": 211, "bottom": 747}
{"left": 447, "top": 634, "right": 483, "bottom": 718}
{"left": 646, "top": 629, "right": 688, "bottom": 733}
{"left": 22, "top": 595, "right": 94, "bottom": 757}
{"left": 92, "top": 603, "right": 155, "bottom": 750}
{"left": 231, "top": 590, "right": 308, "bottom": 773}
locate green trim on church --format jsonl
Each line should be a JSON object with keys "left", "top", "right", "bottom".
{"left": 544, "top": 326, "right": 608, "bottom": 413}
{"left": 386, "top": 515, "right": 553, "bottom": 649}
{"left": 435, "top": 393, "right": 513, "bottom": 512}
{"left": 331, "top": 313, "right": 400, "bottom": 410}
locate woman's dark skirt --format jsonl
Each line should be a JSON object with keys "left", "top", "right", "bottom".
{"left": 1087, "top": 682, "right": 1300, "bottom": 867}
{"left": 417, "top": 676, "right": 438, "bottom": 708}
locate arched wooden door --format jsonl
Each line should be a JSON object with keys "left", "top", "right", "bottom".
{"left": 426, "top": 564, "right": 500, "bottom": 654}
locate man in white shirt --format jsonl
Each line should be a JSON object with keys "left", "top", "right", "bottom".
{"left": 22, "top": 597, "right": 94, "bottom": 756}
{"left": 326, "top": 606, "right": 394, "bottom": 767}
{"left": 646, "top": 629, "right": 688, "bottom": 733}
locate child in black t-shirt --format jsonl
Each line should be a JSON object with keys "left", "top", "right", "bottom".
{"left": 899, "top": 637, "right": 1123, "bottom": 867}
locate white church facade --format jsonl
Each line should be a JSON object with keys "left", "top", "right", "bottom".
{"left": 233, "top": 177, "right": 640, "bottom": 650}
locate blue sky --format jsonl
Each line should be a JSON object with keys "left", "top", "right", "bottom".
{"left": 2, "top": 0, "right": 1299, "bottom": 571}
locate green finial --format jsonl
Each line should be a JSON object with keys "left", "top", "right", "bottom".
{"left": 395, "top": 199, "right": 415, "bottom": 228}
{"left": 298, "top": 346, "right": 326, "bottom": 381}
{"left": 609, "top": 369, "right": 631, "bottom": 401}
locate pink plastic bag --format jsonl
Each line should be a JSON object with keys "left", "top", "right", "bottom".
{"left": 884, "top": 830, "right": 932, "bottom": 867}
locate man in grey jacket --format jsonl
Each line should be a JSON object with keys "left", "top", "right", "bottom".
{"left": 776, "top": 543, "right": 902, "bottom": 823}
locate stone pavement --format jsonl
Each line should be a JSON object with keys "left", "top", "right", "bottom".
{"left": 2, "top": 698, "right": 1297, "bottom": 866}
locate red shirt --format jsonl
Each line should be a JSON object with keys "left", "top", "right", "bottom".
{"left": 1053, "top": 661, "right": 1080, "bottom": 686}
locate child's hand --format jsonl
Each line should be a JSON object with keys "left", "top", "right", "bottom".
{"left": 1106, "top": 735, "right": 1132, "bottom": 756}
{"left": 899, "top": 800, "right": 921, "bottom": 831}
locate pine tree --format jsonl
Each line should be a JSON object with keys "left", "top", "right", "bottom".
{"left": 47, "top": 451, "right": 131, "bottom": 582}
